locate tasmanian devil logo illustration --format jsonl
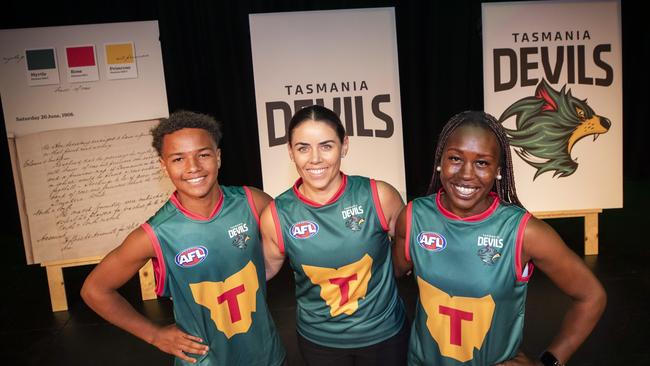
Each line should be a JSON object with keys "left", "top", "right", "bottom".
{"left": 232, "top": 233, "right": 250, "bottom": 250}
{"left": 345, "top": 215, "right": 365, "bottom": 231}
{"left": 477, "top": 246, "right": 501, "bottom": 266}
{"left": 499, "top": 80, "right": 611, "bottom": 179}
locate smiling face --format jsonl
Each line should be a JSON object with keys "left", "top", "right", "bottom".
{"left": 159, "top": 128, "right": 221, "bottom": 205}
{"left": 439, "top": 125, "right": 501, "bottom": 218}
{"left": 288, "top": 119, "right": 349, "bottom": 200}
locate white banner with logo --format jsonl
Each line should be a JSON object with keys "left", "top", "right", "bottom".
{"left": 250, "top": 8, "right": 406, "bottom": 199}
{"left": 482, "top": 0, "right": 622, "bottom": 211}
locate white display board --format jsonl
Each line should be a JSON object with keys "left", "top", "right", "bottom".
{"left": 250, "top": 8, "right": 406, "bottom": 199}
{"left": 482, "top": 0, "right": 622, "bottom": 211}
{"left": 0, "top": 21, "right": 170, "bottom": 264}
{"left": 0, "top": 21, "right": 168, "bottom": 137}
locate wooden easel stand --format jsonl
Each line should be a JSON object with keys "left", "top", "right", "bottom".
{"left": 533, "top": 209, "right": 601, "bottom": 256}
{"left": 41, "top": 256, "right": 156, "bottom": 312}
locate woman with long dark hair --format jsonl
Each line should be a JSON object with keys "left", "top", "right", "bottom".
{"left": 261, "top": 105, "right": 408, "bottom": 365}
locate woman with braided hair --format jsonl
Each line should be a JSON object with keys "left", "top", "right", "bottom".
{"left": 392, "top": 111, "right": 606, "bottom": 366}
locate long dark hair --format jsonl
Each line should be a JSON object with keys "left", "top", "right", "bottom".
{"left": 427, "top": 111, "right": 523, "bottom": 208}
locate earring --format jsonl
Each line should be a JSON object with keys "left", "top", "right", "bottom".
{"left": 496, "top": 174, "right": 502, "bottom": 180}
{"left": 436, "top": 166, "right": 441, "bottom": 172}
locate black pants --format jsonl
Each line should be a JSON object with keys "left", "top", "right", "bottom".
{"left": 296, "top": 322, "right": 409, "bottom": 366}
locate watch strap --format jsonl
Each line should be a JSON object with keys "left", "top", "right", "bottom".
{"left": 539, "top": 351, "right": 564, "bottom": 366}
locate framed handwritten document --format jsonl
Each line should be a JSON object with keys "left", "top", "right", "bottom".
{"left": 14, "top": 120, "right": 174, "bottom": 264}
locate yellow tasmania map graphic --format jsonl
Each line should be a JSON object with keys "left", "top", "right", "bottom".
{"left": 417, "top": 277, "right": 495, "bottom": 362}
{"left": 302, "top": 254, "right": 373, "bottom": 317}
{"left": 190, "top": 261, "right": 259, "bottom": 338}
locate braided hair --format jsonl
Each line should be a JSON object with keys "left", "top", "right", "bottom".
{"left": 426, "top": 111, "right": 523, "bottom": 208}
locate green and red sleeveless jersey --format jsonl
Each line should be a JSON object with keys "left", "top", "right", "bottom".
{"left": 271, "top": 174, "right": 405, "bottom": 348}
{"left": 405, "top": 192, "right": 532, "bottom": 365}
{"left": 142, "top": 186, "right": 285, "bottom": 366}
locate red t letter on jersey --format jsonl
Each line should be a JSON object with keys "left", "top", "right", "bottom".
{"left": 439, "top": 305, "right": 474, "bottom": 345}
{"left": 217, "top": 284, "right": 246, "bottom": 323}
{"left": 329, "top": 274, "right": 358, "bottom": 306}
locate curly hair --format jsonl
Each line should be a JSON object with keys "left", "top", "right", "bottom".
{"left": 427, "top": 110, "right": 523, "bottom": 208}
{"left": 151, "top": 110, "right": 222, "bottom": 156}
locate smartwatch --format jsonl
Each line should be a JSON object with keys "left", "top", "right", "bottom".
{"left": 539, "top": 351, "right": 564, "bottom": 366}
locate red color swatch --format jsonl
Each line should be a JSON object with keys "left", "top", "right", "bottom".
{"left": 66, "top": 46, "right": 95, "bottom": 67}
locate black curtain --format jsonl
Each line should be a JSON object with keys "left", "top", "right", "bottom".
{"left": 1, "top": 0, "right": 647, "bottom": 252}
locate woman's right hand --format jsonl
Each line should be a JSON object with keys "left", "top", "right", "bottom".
{"left": 150, "top": 324, "right": 209, "bottom": 364}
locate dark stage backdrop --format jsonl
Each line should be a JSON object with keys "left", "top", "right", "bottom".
{"left": 0, "top": 0, "right": 647, "bottom": 262}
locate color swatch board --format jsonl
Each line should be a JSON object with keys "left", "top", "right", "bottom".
{"left": 0, "top": 21, "right": 168, "bottom": 137}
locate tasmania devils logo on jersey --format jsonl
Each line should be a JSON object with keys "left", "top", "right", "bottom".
{"left": 417, "top": 232, "right": 447, "bottom": 252}
{"left": 175, "top": 245, "right": 209, "bottom": 267}
{"left": 290, "top": 221, "right": 319, "bottom": 239}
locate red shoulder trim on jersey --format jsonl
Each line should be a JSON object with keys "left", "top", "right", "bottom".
{"left": 243, "top": 186, "right": 260, "bottom": 226}
{"left": 170, "top": 189, "right": 224, "bottom": 221}
{"left": 436, "top": 189, "right": 500, "bottom": 222}
{"left": 405, "top": 201, "right": 413, "bottom": 263}
{"left": 370, "top": 179, "right": 389, "bottom": 232}
{"left": 515, "top": 212, "right": 534, "bottom": 283}
{"left": 141, "top": 223, "right": 165, "bottom": 297}
{"left": 269, "top": 201, "right": 285, "bottom": 255}
{"left": 292, "top": 173, "right": 347, "bottom": 207}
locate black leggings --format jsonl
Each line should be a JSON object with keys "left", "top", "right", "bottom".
{"left": 296, "top": 322, "right": 409, "bottom": 366}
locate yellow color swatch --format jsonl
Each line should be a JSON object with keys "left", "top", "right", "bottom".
{"left": 106, "top": 43, "right": 134, "bottom": 64}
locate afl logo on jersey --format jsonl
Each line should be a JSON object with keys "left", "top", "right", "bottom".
{"left": 417, "top": 232, "right": 447, "bottom": 252}
{"left": 290, "top": 221, "right": 319, "bottom": 239}
{"left": 175, "top": 246, "right": 208, "bottom": 267}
